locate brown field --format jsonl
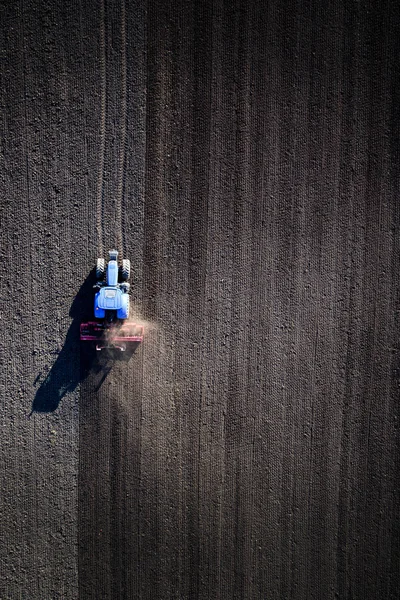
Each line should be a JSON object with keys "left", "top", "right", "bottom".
{"left": 1, "top": 0, "right": 399, "bottom": 598}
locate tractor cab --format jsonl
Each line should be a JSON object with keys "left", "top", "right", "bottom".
{"left": 96, "top": 287, "right": 124, "bottom": 310}
{"left": 94, "top": 286, "right": 129, "bottom": 320}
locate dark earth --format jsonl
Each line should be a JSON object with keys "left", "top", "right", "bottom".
{"left": 1, "top": 0, "right": 399, "bottom": 598}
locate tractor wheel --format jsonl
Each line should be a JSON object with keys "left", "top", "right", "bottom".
{"left": 120, "top": 259, "right": 130, "bottom": 281}
{"left": 96, "top": 258, "right": 105, "bottom": 280}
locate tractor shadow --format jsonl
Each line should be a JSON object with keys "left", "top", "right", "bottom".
{"left": 29, "top": 269, "right": 140, "bottom": 415}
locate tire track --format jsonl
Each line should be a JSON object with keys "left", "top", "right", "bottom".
{"left": 78, "top": 0, "right": 147, "bottom": 597}
{"left": 115, "top": 0, "right": 127, "bottom": 255}
{"left": 96, "top": 0, "right": 107, "bottom": 256}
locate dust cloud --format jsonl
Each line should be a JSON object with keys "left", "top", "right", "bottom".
{"left": 100, "top": 306, "right": 159, "bottom": 348}
{"left": 127, "top": 306, "right": 159, "bottom": 335}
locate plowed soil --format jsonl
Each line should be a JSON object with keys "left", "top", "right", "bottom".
{"left": 1, "top": 0, "right": 399, "bottom": 599}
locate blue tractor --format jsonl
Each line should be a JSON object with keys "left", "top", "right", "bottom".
{"left": 80, "top": 250, "right": 143, "bottom": 351}
{"left": 94, "top": 249, "right": 130, "bottom": 321}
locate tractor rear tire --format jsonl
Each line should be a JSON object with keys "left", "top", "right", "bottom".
{"left": 96, "top": 258, "right": 105, "bottom": 281}
{"left": 120, "top": 259, "right": 130, "bottom": 281}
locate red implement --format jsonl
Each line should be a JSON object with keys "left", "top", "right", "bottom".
{"left": 80, "top": 321, "right": 144, "bottom": 351}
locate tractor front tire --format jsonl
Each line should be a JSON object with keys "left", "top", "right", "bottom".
{"left": 120, "top": 259, "right": 130, "bottom": 281}
{"left": 96, "top": 258, "right": 105, "bottom": 281}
